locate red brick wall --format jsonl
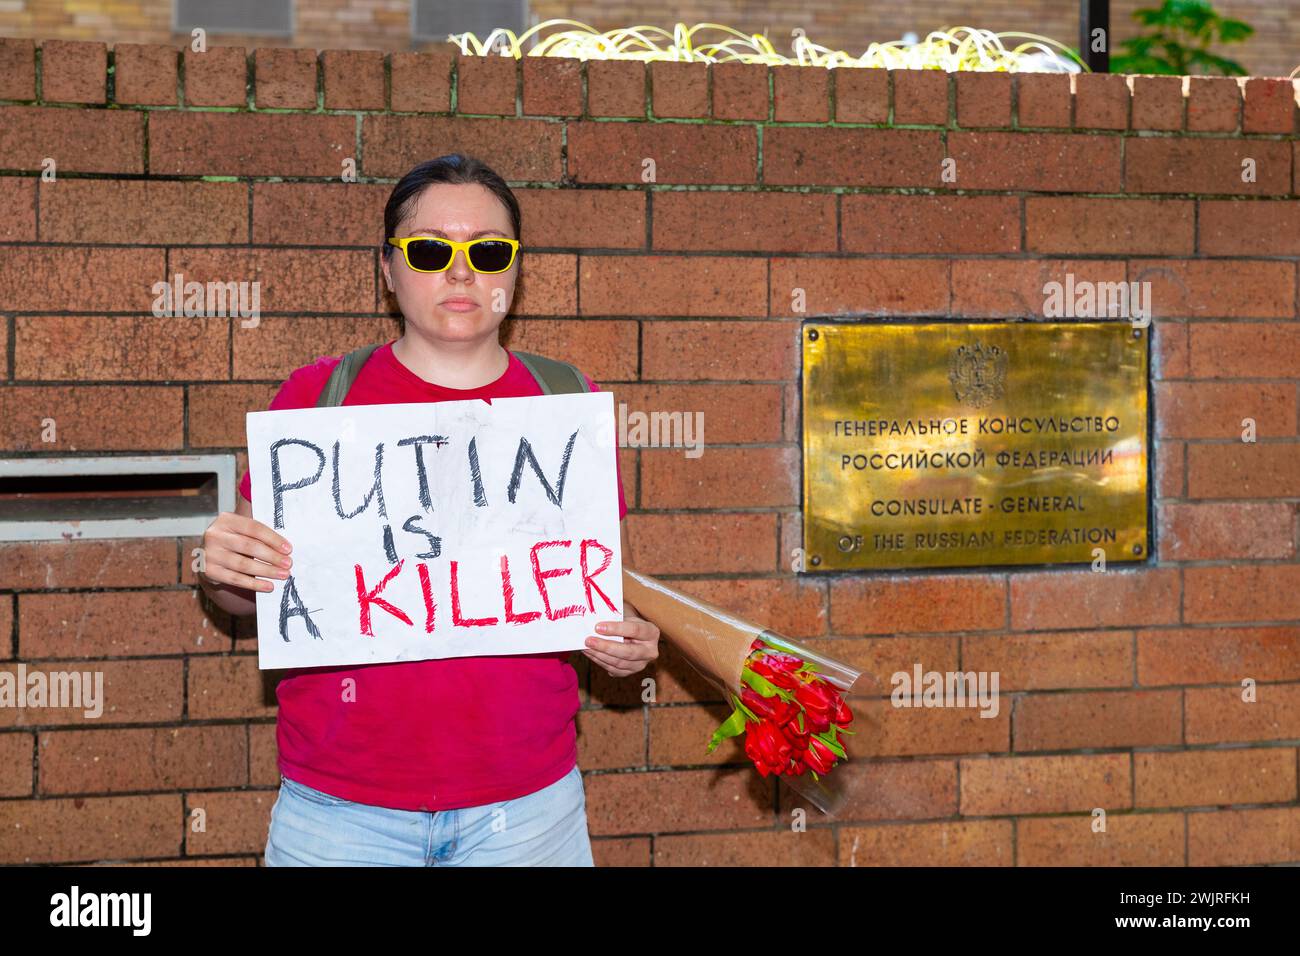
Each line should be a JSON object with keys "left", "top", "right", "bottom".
{"left": 2, "top": 1, "right": 1297, "bottom": 79}
{"left": 1, "top": 38, "right": 1298, "bottom": 866}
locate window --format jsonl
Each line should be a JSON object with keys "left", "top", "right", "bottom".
{"left": 173, "top": 0, "right": 293, "bottom": 38}
{"left": 413, "top": 0, "right": 529, "bottom": 47}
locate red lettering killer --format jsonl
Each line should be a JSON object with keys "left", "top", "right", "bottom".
{"left": 450, "top": 560, "right": 498, "bottom": 627}
{"left": 417, "top": 562, "right": 436, "bottom": 633}
{"left": 500, "top": 554, "right": 541, "bottom": 625}
{"left": 530, "top": 539, "right": 583, "bottom": 621}
{"left": 355, "top": 559, "right": 413, "bottom": 636}
{"left": 579, "top": 538, "right": 618, "bottom": 613}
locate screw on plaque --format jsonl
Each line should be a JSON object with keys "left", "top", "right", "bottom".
{"left": 810, "top": 555, "right": 821, "bottom": 566}
{"left": 808, "top": 329, "right": 819, "bottom": 341}
{"left": 1132, "top": 544, "right": 1143, "bottom": 555}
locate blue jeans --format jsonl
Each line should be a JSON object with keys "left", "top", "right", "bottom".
{"left": 264, "top": 764, "right": 594, "bottom": 866}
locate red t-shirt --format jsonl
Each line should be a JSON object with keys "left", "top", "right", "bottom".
{"left": 239, "top": 341, "right": 628, "bottom": 811}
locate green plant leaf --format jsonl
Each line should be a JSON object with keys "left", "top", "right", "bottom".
{"left": 741, "top": 668, "right": 778, "bottom": 696}
{"left": 707, "top": 707, "right": 749, "bottom": 753}
{"left": 1216, "top": 19, "right": 1253, "bottom": 42}
{"left": 814, "top": 731, "right": 847, "bottom": 759}
{"left": 1119, "top": 0, "right": 1253, "bottom": 75}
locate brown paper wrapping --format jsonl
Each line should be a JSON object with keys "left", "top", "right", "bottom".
{"left": 622, "top": 566, "right": 759, "bottom": 699}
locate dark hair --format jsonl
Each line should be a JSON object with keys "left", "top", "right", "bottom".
{"left": 382, "top": 154, "right": 522, "bottom": 259}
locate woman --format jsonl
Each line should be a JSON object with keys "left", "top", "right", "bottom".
{"left": 197, "top": 154, "right": 660, "bottom": 866}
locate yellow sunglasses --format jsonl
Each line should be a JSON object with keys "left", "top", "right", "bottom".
{"left": 386, "top": 236, "right": 521, "bottom": 274}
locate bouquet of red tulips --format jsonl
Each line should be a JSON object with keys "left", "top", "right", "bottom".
{"left": 709, "top": 635, "right": 856, "bottom": 780}
{"left": 622, "top": 567, "right": 865, "bottom": 815}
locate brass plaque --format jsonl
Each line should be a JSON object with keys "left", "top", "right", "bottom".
{"left": 802, "top": 321, "right": 1149, "bottom": 571}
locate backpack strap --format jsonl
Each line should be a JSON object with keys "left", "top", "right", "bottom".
{"left": 314, "top": 344, "right": 590, "bottom": 407}
{"left": 514, "top": 350, "right": 589, "bottom": 395}
{"left": 315, "top": 344, "right": 381, "bottom": 408}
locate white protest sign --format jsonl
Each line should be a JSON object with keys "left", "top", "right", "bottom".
{"left": 246, "top": 392, "right": 623, "bottom": 669}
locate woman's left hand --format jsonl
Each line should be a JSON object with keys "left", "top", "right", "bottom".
{"left": 584, "top": 600, "right": 660, "bottom": 678}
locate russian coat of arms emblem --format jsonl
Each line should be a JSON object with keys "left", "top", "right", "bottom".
{"left": 948, "top": 341, "right": 1008, "bottom": 408}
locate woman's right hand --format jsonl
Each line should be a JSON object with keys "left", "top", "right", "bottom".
{"left": 199, "top": 502, "right": 294, "bottom": 595}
